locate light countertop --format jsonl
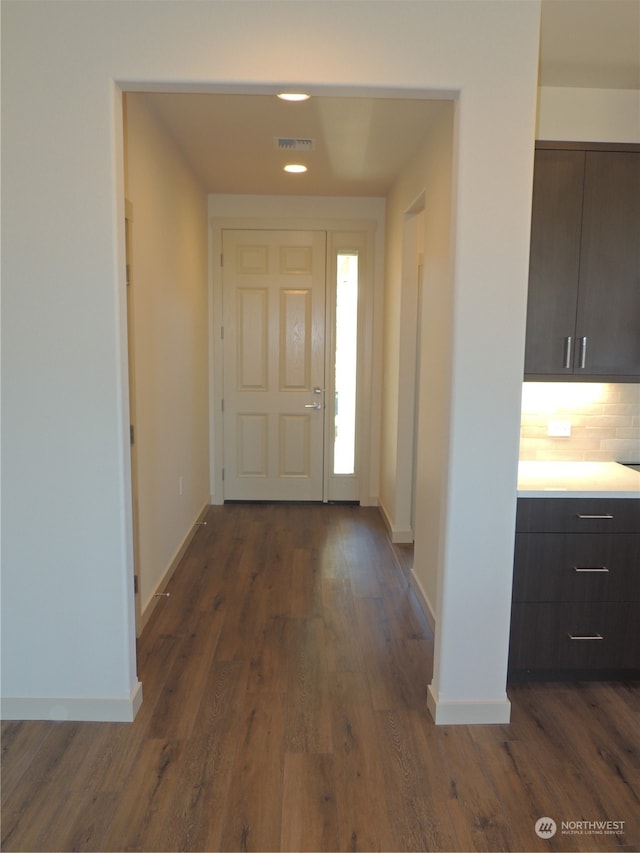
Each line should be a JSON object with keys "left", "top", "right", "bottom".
{"left": 517, "top": 461, "right": 640, "bottom": 498}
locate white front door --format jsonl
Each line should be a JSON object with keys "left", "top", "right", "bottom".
{"left": 222, "top": 229, "right": 327, "bottom": 500}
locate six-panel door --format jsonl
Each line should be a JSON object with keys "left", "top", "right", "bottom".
{"left": 222, "top": 230, "right": 327, "bottom": 500}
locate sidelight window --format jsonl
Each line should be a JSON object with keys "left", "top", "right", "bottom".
{"left": 333, "top": 252, "right": 358, "bottom": 475}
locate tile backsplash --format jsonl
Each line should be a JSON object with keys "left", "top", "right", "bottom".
{"left": 519, "top": 383, "right": 640, "bottom": 462}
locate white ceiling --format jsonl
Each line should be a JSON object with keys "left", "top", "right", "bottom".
{"left": 141, "top": 93, "right": 451, "bottom": 196}
{"left": 135, "top": 0, "right": 639, "bottom": 197}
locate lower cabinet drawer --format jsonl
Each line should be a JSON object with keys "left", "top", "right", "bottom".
{"left": 516, "top": 498, "right": 640, "bottom": 533}
{"left": 513, "top": 533, "right": 640, "bottom": 601}
{"left": 509, "top": 602, "right": 640, "bottom": 671}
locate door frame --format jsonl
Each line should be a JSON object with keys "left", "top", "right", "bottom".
{"left": 210, "top": 215, "right": 378, "bottom": 505}
{"left": 124, "top": 199, "right": 142, "bottom": 634}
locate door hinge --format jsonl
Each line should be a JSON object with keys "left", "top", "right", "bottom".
{"left": 221, "top": 325, "right": 224, "bottom": 340}
{"left": 134, "top": 574, "right": 139, "bottom": 594}
{"left": 221, "top": 398, "right": 224, "bottom": 412}
{"left": 220, "top": 253, "right": 224, "bottom": 267}
{"left": 126, "top": 263, "right": 131, "bottom": 286}
{"left": 222, "top": 467, "right": 225, "bottom": 481}
{"left": 130, "top": 424, "right": 135, "bottom": 445}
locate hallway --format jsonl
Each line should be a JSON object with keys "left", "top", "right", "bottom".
{"left": 2, "top": 504, "right": 638, "bottom": 852}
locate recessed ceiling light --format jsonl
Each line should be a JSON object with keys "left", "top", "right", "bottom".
{"left": 284, "top": 164, "right": 307, "bottom": 174}
{"left": 277, "top": 92, "right": 310, "bottom": 102}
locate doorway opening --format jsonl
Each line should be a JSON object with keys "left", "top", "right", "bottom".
{"left": 122, "top": 85, "right": 450, "bottom": 629}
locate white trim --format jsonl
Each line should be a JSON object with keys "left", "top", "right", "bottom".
{"left": 211, "top": 215, "right": 379, "bottom": 234}
{"left": 409, "top": 569, "right": 436, "bottom": 634}
{"left": 138, "top": 502, "right": 209, "bottom": 633}
{"left": 397, "top": 201, "right": 425, "bottom": 539}
{"left": 390, "top": 528, "right": 414, "bottom": 544}
{"left": 1, "top": 682, "right": 143, "bottom": 723}
{"left": 325, "top": 230, "right": 373, "bottom": 503}
{"left": 427, "top": 685, "right": 511, "bottom": 725}
{"left": 378, "top": 501, "right": 414, "bottom": 544}
{"left": 210, "top": 211, "right": 380, "bottom": 506}
{"left": 378, "top": 501, "right": 393, "bottom": 534}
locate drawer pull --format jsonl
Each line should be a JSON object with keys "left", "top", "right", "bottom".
{"left": 568, "top": 633, "right": 604, "bottom": 641}
{"left": 573, "top": 566, "right": 609, "bottom": 573}
{"left": 576, "top": 514, "right": 613, "bottom": 520}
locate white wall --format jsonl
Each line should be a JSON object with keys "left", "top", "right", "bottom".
{"left": 1, "top": 0, "right": 540, "bottom": 724}
{"left": 537, "top": 87, "right": 640, "bottom": 142}
{"left": 124, "top": 94, "right": 210, "bottom": 618}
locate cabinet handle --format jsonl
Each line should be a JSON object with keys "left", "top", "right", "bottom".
{"left": 573, "top": 566, "right": 609, "bottom": 573}
{"left": 568, "top": 633, "right": 604, "bottom": 641}
{"left": 563, "top": 336, "right": 573, "bottom": 369}
{"left": 576, "top": 514, "right": 613, "bottom": 520}
{"left": 577, "top": 336, "right": 587, "bottom": 369}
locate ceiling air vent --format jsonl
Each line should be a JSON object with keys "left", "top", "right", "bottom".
{"left": 275, "top": 137, "right": 315, "bottom": 152}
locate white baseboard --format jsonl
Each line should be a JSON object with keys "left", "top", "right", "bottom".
{"left": 427, "top": 685, "right": 511, "bottom": 725}
{"left": 409, "top": 570, "right": 436, "bottom": 633}
{"left": 391, "top": 527, "right": 414, "bottom": 544}
{"left": 378, "top": 502, "right": 414, "bottom": 544}
{"left": 1, "top": 681, "right": 143, "bottom": 723}
{"left": 138, "top": 502, "right": 209, "bottom": 635}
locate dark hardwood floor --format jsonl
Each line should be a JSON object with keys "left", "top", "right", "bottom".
{"left": 2, "top": 504, "right": 639, "bottom": 852}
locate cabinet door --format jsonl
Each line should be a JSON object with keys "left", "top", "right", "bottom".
{"left": 524, "top": 149, "right": 584, "bottom": 375}
{"left": 576, "top": 152, "right": 640, "bottom": 377}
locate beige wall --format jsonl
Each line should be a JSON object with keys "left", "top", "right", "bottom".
{"left": 380, "top": 103, "right": 453, "bottom": 537}
{"left": 381, "top": 103, "right": 454, "bottom": 617}
{"left": 537, "top": 87, "right": 640, "bottom": 142}
{"left": 125, "top": 94, "right": 210, "bottom": 616}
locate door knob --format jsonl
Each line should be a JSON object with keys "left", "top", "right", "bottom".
{"left": 304, "top": 402, "right": 322, "bottom": 409}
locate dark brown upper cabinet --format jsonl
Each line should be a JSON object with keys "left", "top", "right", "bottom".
{"left": 524, "top": 143, "right": 640, "bottom": 381}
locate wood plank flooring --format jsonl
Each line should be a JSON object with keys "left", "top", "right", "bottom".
{"left": 2, "top": 503, "right": 639, "bottom": 852}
